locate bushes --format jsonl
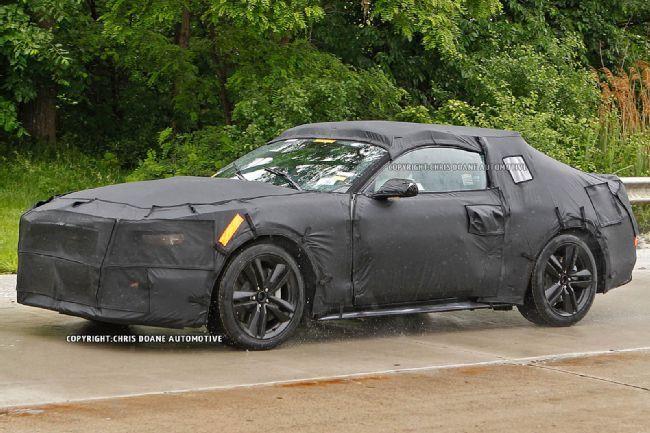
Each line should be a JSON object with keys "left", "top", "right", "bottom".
{"left": 228, "top": 42, "right": 407, "bottom": 141}
{"left": 127, "top": 126, "right": 243, "bottom": 180}
{"left": 129, "top": 42, "right": 410, "bottom": 181}
{"left": 423, "top": 36, "right": 603, "bottom": 172}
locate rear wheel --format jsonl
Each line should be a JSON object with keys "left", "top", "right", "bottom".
{"left": 518, "top": 234, "right": 597, "bottom": 326}
{"left": 209, "top": 242, "right": 305, "bottom": 350}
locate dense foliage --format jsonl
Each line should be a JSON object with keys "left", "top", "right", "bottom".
{"left": 0, "top": 0, "right": 649, "bottom": 272}
{"left": 1, "top": 0, "right": 648, "bottom": 173}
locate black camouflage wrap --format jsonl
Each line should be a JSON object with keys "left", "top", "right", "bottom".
{"left": 17, "top": 121, "right": 637, "bottom": 327}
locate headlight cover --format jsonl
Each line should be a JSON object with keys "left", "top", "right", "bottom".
{"left": 141, "top": 232, "right": 185, "bottom": 247}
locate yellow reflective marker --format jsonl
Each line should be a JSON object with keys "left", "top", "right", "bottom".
{"left": 313, "top": 138, "right": 336, "bottom": 143}
{"left": 218, "top": 213, "right": 245, "bottom": 247}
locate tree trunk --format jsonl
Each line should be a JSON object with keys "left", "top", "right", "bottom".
{"left": 171, "top": 8, "right": 191, "bottom": 131}
{"left": 21, "top": 15, "right": 57, "bottom": 145}
{"left": 20, "top": 84, "right": 57, "bottom": 145}
{"left": 208, "top": 25, "right": 233, "bottom": 125}
{"left": 176, "top": 8, "right": 191, "bottom": 49}
{"left": 85, "top": 0, "right": 99, "bottom": 21}
{"left": 217, "top": 65, "right": 233, "bottom": 125}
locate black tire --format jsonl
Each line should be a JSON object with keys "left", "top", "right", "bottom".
{"left": 208, "top": 242, "right": 305, "bottom": 350}
{"left": 518, "top": 234, "right": 597, "bottom": 327}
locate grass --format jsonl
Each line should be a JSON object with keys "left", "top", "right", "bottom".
{"left": 632, "top": 205, "right": 650, "bottom": 234}
{"left": 0, "top": 149, "right": 124, "bottom": 273}
{"left": 597, "top": 62, "right": 650, "bottom": 175}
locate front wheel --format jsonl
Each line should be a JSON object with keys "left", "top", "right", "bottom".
{"left": 209, "top": 242, "right": 305, "bottom": 350}
{"left": 518, "top": 234, "right": 597, "bottom": 327}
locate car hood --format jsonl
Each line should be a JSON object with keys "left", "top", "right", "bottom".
{"left": 62, "top": 176, "right": 299, "bottom": 208}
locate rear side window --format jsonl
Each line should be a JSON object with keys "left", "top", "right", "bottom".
{"left": 371, "top": 147, "right": 487, "bottom": 193}
{"left": 503, "top": 156, "right": 533, "bottom": 183}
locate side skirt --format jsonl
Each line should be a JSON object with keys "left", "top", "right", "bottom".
{"left": 317, "top": 301, "right": 513, "bottom": 321}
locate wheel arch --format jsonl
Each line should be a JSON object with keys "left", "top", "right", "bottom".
{"left": 209, "top": 234, "right": 320, "bottom": 319}
{"left": 532, "top": 226, "right": 607, "bottom": 294}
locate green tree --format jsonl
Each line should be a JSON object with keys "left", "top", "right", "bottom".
{"left": 0, "top": 1, "right": 72, "bottom": 143}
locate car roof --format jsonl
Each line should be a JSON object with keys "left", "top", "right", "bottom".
{"left": 271, "top": 121, "right": 521, "bottom": 158}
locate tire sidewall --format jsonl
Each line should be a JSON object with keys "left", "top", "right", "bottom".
{"left": 216, "top": 242, "right": 305, "bottom": 350}
{"left": 531, "top": 234, "right": 597, "bottom": 326}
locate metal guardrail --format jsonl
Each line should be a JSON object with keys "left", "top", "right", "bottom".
{"left": 621, "top": 177, "right": 650, "bottom": 204}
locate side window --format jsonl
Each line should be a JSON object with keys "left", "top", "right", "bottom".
{"left": 502, "top": 155, "right": 533, "bottom": 184}
{"left": 371, "top": 147, "right": 488, "bottom": 193}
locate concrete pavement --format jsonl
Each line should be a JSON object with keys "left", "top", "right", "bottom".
{"left": 0, "top": 274, "right": 15, "bottom": 299}
{"left": 2, "top": 350, "right": 649, "bottom": 433}
{"left": 0, "top": 253, "right": 649, "bottom": 409}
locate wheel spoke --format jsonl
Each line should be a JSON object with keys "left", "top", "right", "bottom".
{"left": 570, "top": 280, "right": 592, "bottom": 289}
{"left": 256, "top": 305, "right": 267, "bottom": 338}
{"left": 247, "top": 307, "right": 261, "bottom": 335}
{"left": 548, "top": 254, "right": 563, "bottom": 276}
{"left": 233, "top": 301, "right": 257, "bottom": 315}
{"left": 267, "top": 303, "right": 291, "bottom": 322}
{"left": 545, "top": 263, "right": 560, "bottom": 279}
{"left": 563, "top": 245, "right": 578, "bottom": 273}
{"left": 561, "top": 289, "right": 571, "bottom": 313}
{"left": 243, "top": 263, "right": 261, "bottom": 289}
{"left": 233, "top": 290, "right": 255, "bottom": 301}
{"left": 268, "top": 263, "right": 286, "bottom": 284}
{"left": 545, "top": 282, "right": 564, "bottom": 305}
{"left": 569, "top": 269, "right": 592, "bottom": 279}
{"left": 254, "top": 258, "right": 267, "bottom": 287}
{"left": 269, "top": 295, "right": 295, "bottom": 313}
{"left": 268, "top": 264, "right": 290, "bottom": 292}
{"left": 566, "top": 287, "right": 578, "bottom": 313}
{"left": 569, "top": 269, "right": 592, "bottom": 288}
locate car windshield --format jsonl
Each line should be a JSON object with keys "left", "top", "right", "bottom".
{"left": 215, "top": 139, "right": 387, "bottom": 192}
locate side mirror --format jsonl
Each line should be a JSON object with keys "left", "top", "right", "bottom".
{"left": 371, "top": 178, "right": 419, "bottom": 199}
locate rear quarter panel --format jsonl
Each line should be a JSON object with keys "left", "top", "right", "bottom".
{"left": 481, "top": 137, "right": 636, "bottom": 303}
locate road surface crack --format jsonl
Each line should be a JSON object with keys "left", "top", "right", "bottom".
{"left": 528, "top": 364, "right": 650, "bottom": 392}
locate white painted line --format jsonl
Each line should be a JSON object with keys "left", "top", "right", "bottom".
{"left": 3, "top": 346, "right": 649, "bottom": 411}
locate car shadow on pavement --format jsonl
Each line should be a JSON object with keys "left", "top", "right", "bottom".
{"left": 19, "top": 308, "right": 534, "bottom": 352}
{"left": 291, "top": 309, "right": 530, "bottom": 345}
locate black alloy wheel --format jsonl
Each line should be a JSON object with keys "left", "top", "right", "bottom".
{"left": 519, "top": 234, "right": 598, "bottom": 326}
{"left": 209, "top": 242, "right": 305, "bottom": 350}
{"left": 542, "top": 243, "right": 594, "bottom": 316}
{"left": 232, "top": 254, "right": 300, "bottom": 339}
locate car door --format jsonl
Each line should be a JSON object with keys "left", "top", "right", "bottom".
{"left": 352, "top": 146, "right": 506, "bottom": 307}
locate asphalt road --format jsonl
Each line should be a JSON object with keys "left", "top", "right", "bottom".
{"left": 0, "top": 252, "right": 649, "bottom": 432}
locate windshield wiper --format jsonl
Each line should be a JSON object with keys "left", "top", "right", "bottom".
{"left": 263, "top": 167, "right": 303, "bottom": 191}
{"left": 233, "top": 163, "right": 247, "bottom": 181}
